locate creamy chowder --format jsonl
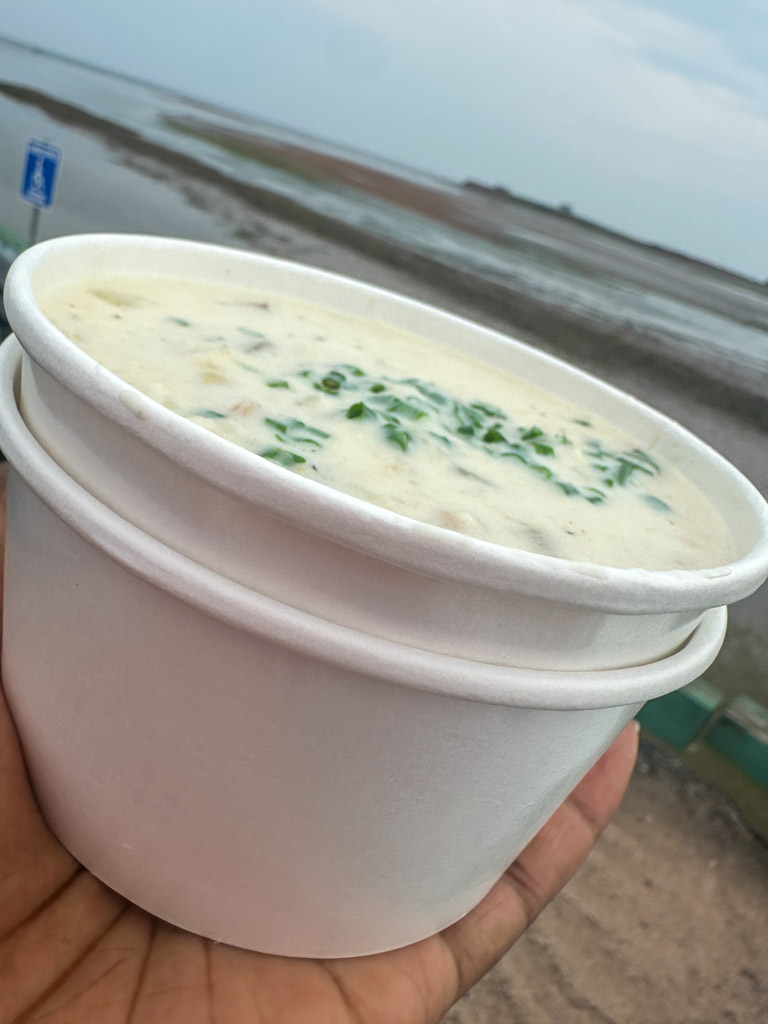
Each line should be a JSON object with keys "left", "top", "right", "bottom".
{"left": 41, "top": 274, "right": 734, "bottom": 570}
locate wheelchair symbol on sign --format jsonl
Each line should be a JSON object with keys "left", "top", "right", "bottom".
{"left": 27, "top": 157, "right": 47, "bottom": 204}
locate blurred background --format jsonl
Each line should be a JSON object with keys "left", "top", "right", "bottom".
{"left": 1, "top": 2, "right": 767, "bottom": 1020}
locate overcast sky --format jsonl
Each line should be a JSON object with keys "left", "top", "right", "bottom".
{"left": 3, "top": 0, "right": 767, "bottom": 278}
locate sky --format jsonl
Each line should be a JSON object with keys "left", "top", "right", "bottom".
{"left": 2, "top": 0, "right": 767, "bottom": 279}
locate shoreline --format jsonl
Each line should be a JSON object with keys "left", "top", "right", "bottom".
{"left": 2, "top": 82, "right": 768, "bottom": 432}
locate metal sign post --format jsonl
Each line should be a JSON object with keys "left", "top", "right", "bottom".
{"left": 20, "top": 140, "right": 62, "bottom": 247}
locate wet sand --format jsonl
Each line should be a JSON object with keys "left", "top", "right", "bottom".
{"left": 447, "top": 739, "right": 768, "bottom": 1024}
{"left": 2, "top": 83, "right": 768, "bottom": 1023}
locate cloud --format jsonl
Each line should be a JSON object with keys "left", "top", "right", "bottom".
{"left": 297, "top": 0, "right": 768, "bottom": 201}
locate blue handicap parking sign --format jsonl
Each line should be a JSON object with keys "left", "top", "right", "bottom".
{"left": 21, "top": 140, "right": 62, "bottom": 209}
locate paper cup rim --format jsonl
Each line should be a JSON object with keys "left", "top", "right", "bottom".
{"left": 5, "top": 233, "right": 768, "bottom": 614}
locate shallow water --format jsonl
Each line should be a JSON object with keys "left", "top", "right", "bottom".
{"left": 2, "top": 37, "right": 768, "bottom": 377}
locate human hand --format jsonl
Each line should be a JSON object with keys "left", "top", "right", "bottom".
{"left": 0, "top": 465, "right": 638, "bottom": 1023}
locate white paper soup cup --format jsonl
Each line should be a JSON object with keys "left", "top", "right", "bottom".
{"left": 0, "top": 336, "right": 727, "bottom": 956}
{"left": 4, "top": 235, "right": 768, "bottom": 672}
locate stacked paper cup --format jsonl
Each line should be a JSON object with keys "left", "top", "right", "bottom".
{"left": 0, "top": 235, "right": 766, "bottom": 957}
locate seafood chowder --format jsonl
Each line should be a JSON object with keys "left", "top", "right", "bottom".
{"left": 41, "top": 274, "right": 734, "bottom": 570}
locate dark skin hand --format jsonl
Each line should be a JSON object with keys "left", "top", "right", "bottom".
{"left": 0, "top": 464, "right": 639, "bottom": 1023}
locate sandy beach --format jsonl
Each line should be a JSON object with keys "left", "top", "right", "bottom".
{"left": 449, "top": 739, "right": 768, "bottom": 1024}
{"left": 2, "top": 82, "right": 768, "bottom": 1023}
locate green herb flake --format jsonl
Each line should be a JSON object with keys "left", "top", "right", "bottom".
{"left": 384, "top": 424, "right": 412, "bottom": 451}
{"left": 191, "top": 409, "right": 227, "bottom": 419}
{"left": 259, "top": 447, "right": 307, "bottom": 468}
{"left": 234, "top": 359, "right": 261, "bottom": 374}
{"left": 586, "top": 440, "right": 661, "bottom": 492}
{"left": 413, "top": 383, "right": 448, "bottom": 406}
{"left": 615, "top": 461, "right": 635, "bottom": 486}
{"left": 584, "top": 488, "right": 606, "bottom": 504}
{"left": 644, "top": 495, "right": 672, "bottom": 513}
{"left": 315, "top": 371, "right": 347, "bottom": 394}
{"left": 556, "top": 482, "right": 579, "bottom": 496}
{"left": 615, "top": 458, "right": 653, "bottom": 486}
{"left": 585, "top": 441, "right": 610, "bottom": 458}
{"left": 628, "top": 449, "right": 661, "bottom": 474}
{"left": 267, "top": 379, "right": 290, "bottom": 389}
{"left": 264, "top": 416, "right": 329, "bottom": 444}
{"left": 299, "top": 425, "right": 331, "bottom": 441}
{"left": 384, "top": 398, "right": 428, "bottom": 421}
{"left": 471, "top": 402, "right": 506, "bottom": 418}
{"left": 453, "top": 402, "right": 484, "bottom": 433}
{"left": 169, "top": 316, "right": 191, "bottom": 327}
{"left": 346, "top": 402, "right": 377, "bottom": 421}
{"left": 531, "top": 442, "right": 555, "bottom": 457}
{"left": 520, "top": 426, "right": 544, "bottom": 441}
{"left": 482, "top": 428, "right": 506, "bottom": 443}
